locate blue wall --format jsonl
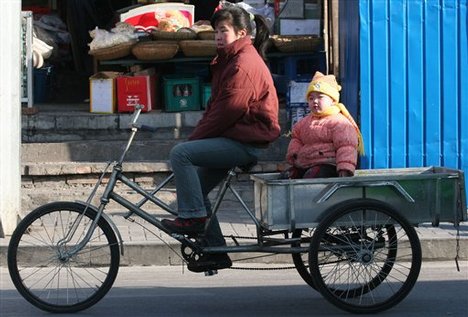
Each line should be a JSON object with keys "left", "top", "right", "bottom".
{"left": 359, "top": 0, "right": 467, "bottom": 176}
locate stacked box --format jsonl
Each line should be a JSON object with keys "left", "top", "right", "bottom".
{"left": 272, "top": 0, "right": 322, "bottom": 33}
{"left": 279, "top": 19, "right": 320, "bottom": 35}
{"left": 287, "top": 80, "right": 310, "bottom": 128}
{"left": 116, "top": 68, "right": 158, "bottom": 113}
{"left": 269, "top": 53, "right": 324, "bottom": 94}
{"left": 163, "top": 75, "right": 200, "bottom": 112}
{"left": 89, "top": 71, "right": 120, "bottom": 113}
{"left": 287, "top": 80, "right": 310, "bottom": 107}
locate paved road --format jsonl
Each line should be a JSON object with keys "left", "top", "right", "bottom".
{"left": 1, "top": 261, "right": 467, "bottom": 317}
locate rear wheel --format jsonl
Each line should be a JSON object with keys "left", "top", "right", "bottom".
{"left": 309, "top": 199, "right": 421, "bottom": 314}
{"left": 291, "top": 229, "right": 316, "bottom": 288}
{"left": 8, "top": 202, "right": 120, "bottom": 313}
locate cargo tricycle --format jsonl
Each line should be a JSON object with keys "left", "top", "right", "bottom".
{"left": 7, "top": 106, "right": 467, "bottom": 314}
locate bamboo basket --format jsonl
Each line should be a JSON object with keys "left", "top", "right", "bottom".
{"left": 197, "top": 30, "right": 215, "bottom": 40}
{"left": 179, "top": 40, "right": 217, "bottom": 57}
{"left": 131, "top": 41, "right": 179, "bottom": 60}
{"left": 151, "top": 28, "right": 197, "bottom": 41}
{"left": 271, "top": 35, "right": 323, "bottom": 53}
{"left": 89, "top": 41, "right": 136, "bottom": 60}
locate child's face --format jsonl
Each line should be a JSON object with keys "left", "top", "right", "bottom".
{"left": 214, "top": 20, "right": 246, "bottom": 49}
{"left": 308, "top": 91, "right": 335, "bottom": 114}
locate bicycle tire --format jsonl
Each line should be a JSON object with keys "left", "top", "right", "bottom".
{"left": 291, "top": 229, "right": 316, "bottom": 289}
{"left": 8, "top": 201, "right": 120, "bottom": 313}
{"left": 309, "top": 199, "right": 421, "bottom": 314}
{"left": 293, "top": 224, "right": 396, "bottom": 295}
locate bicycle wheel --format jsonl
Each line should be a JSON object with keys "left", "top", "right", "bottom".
{"left": 291, "top": 229, "right": 316, "bottom": 289}
{"left": 8, "top": 201, "right": 120, "bottom": 313}
{"left": 309, "top": 199, "right": 421, "bottom": 314}
{"left": 292, "top": 225, "right": 397, "bottom": 294}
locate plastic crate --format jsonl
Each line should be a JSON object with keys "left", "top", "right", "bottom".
{"left": 201, "top": 83, "right": 211, "bottom": 109}
{"left": 163, "top": 75, "right": 200, "bottom": 112}
{"left": 269, "top": 53, "right": 325, "bottom": 94}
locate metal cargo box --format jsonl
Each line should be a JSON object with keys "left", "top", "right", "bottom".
{"left": 251, "top": 167, "right": 467, "bottom": 231}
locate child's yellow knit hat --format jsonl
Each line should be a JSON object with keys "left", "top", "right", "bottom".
{"left": 306, "top": 71, "right": 341, "bottom": 102}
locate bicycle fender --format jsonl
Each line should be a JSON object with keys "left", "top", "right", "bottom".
{"left": 75, "top": 200, "right": 125, "bottom": 256}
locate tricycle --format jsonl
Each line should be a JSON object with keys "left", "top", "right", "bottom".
{"left": 7, "top": 106, "right": 467, "bottom": 314}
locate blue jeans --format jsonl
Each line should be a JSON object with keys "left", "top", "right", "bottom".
{"left": 170, "top": 137, "right": 262, "bottom": 247}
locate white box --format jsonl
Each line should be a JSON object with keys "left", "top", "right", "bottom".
{"left": 288, "top": 80, "right": 310, "bottom": 105}
{"left": 89, "top": 72, "right": 120, "bottom": 113}
{"left": 244, "top": 0, "right": 266, "bottom": 9}
{"left": 280, "top": 19, "right": 320, "bottom": 36}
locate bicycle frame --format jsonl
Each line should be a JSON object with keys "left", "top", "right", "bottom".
{"left": 62, "top": 106, "right": 309, "bottom": 261}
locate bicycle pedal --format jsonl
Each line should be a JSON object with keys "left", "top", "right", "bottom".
{"left": 204, "top": 269, "right": 218, "bottom": 276}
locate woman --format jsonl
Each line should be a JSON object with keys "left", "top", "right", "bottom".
{"left": 161, "top": 6, "right": 280, "bottom": 272}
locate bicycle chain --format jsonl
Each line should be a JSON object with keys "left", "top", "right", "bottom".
{"left": 224, "top": 234, "right": 300, "bottom": 271}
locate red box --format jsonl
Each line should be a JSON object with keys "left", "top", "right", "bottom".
{"left": 116, "top": 68, "right": 159, "bottom": 113}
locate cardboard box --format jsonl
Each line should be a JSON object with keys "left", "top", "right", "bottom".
{"left": 287, "top": 80, "right": 310, "bottom": 107}
{"left": 279, "top": 18, "right": 320, "bottom": 36}
{"left": 116, "top": 68, "right": 158, "bottom": 113}
{"left": 89, "top": 72, "right": 120, "bottom": 113}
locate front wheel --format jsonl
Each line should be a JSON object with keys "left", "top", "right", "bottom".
{"left": 309, "top": 199, "right": 422, "bottom": 314}
{"left": 8, "top": 202, "right": 120, "bottom": 313}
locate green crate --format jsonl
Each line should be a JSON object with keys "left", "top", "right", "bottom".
{"left": 163, "top": 75, "right": 200, "bottom": 112}
{"left": 201, "top": 83, "right": 211, "bottom": 109}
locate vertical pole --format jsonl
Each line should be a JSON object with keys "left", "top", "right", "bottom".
{"left": 323, "top": 0, "right": 329, "bottom": 74}
{"left": 331, "top": 0, "right": 340, "bottom": 76}
{"left": 0, "top": 0, "right": 22, "bottom": 236}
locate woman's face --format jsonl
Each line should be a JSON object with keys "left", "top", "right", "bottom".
{"left": 308, "top": 91, "right": 335, "bottom": 114}
{"left": 214, "top": 20, "right": 246, "bottom": 49}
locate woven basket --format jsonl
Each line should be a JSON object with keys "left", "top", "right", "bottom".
{"left": 179, "top": 40, "right": 217, "bottom": 57}
{"left": 197, "top": 30, "right": 215, "bottom": 40}
{"left": 89, "top": 41, "right": 136, "bottom": 60}
{"left": 271, "top": 35, "right": 322, "bottom": 53}
{"left": 151, "top": 28, "right": 197, "bottom": 41}
{"left": 131, "top": 41, "right": 179, "bottom": 60}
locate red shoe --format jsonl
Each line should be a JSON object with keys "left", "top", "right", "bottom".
{"left": 161, "top": 217, "right": 207, "bottom": 234}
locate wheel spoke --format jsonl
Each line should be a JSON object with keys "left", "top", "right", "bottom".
{"left": 309, "top": 199, "right": 421, "bottom": 314}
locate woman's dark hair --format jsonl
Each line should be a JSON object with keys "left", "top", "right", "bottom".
{"left": 211, "top": 6, "right": 270, "bottom": 59}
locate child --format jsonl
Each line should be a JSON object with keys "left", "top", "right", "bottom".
{"left": 284, "top": 71, "right": 364, "bottom": 179}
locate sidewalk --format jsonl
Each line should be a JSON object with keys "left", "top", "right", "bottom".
{"left": 1, "top": 207, "right": 467, "bottom": 267}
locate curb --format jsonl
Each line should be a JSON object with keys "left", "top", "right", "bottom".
{"left": 1, "top": 234, "right": 467, "bottom": 267}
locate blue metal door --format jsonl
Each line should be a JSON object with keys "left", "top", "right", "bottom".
{"left": 359, "top": 0, "right": 467, "bottom": 177}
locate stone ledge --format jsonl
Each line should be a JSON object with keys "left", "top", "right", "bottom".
{"left": 22, "top": 161, "right": 287, "bottom": 176}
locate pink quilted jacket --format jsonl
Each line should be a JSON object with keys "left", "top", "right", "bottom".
{"left": 286, "top": 113, "right": 358, "bottom": 173}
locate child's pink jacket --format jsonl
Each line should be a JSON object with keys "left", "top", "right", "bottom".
{"left": 286, "top": 113, "right": 358, "bottom": 173}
